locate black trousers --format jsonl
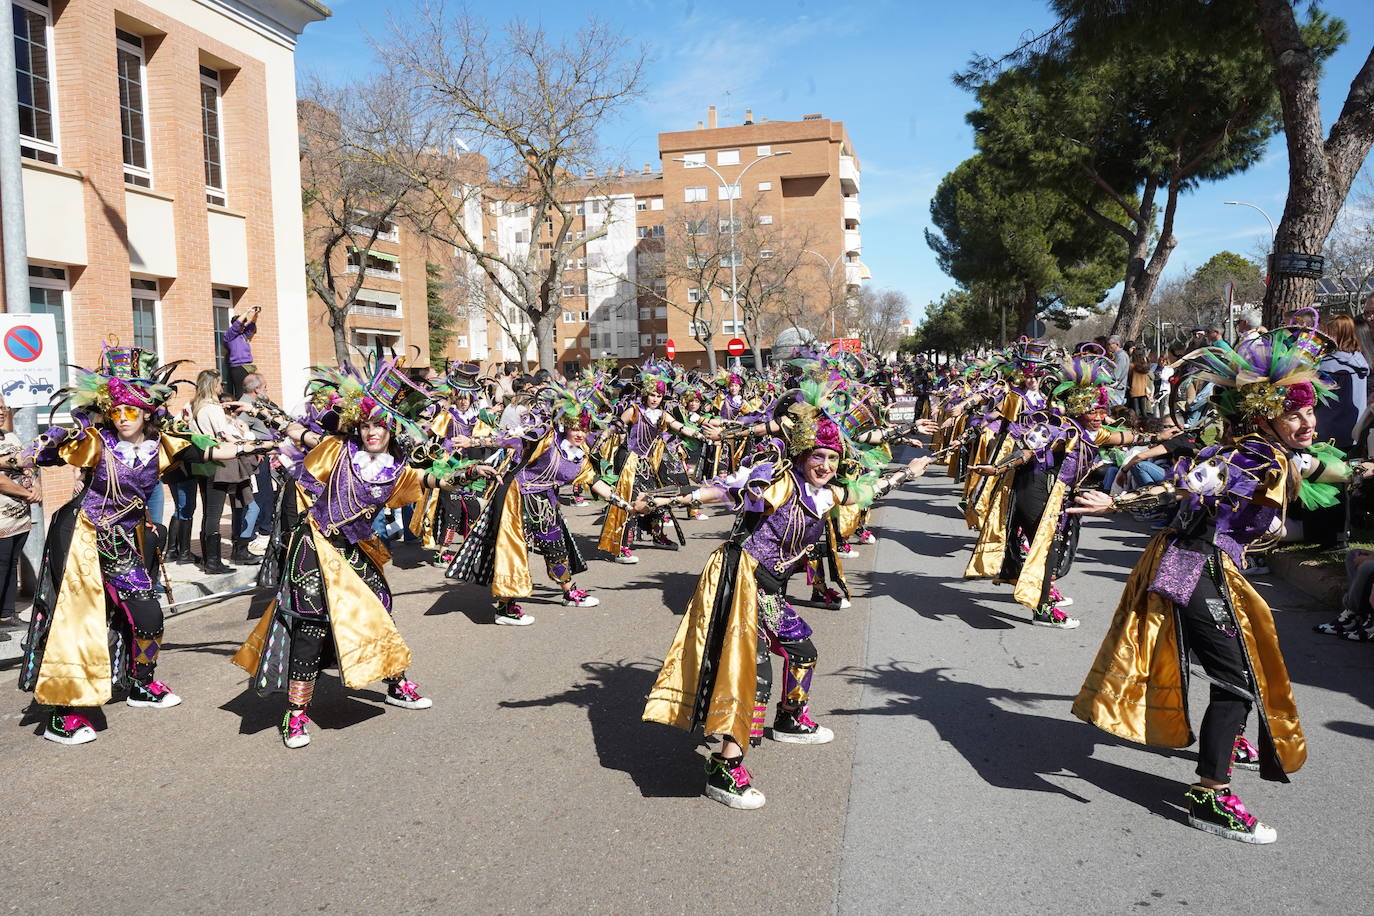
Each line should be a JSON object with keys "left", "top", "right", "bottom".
{"left": 0, "top": 531, "right": 27, "bottom": 616}
{"left": 227, "top": 364, "right": 251, "bottom": 398}
{"left": 1180, "top": 568, "right": 1252, "bottom": 782}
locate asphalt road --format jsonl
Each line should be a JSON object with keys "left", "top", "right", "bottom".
{"left": 1, "top": 471, "right": 1369, "bottom": 914}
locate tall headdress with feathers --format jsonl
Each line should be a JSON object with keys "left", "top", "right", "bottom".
{"left": 1174, "top": 310, "right": 1334, "bottom": 420}
{"left": 54, "top": 341, "right": 188, "bottom": 419}
{"left": 305, "top": 357, "right": 430, "bottom": 442}
{"left": 1050, "top": 344, "right": 1115, "bottom": 415}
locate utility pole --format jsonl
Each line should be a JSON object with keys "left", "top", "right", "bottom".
{"left": 0, "top": 9, "right": 45, "bottom": 577}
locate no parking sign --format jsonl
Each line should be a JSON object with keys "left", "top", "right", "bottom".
{"left": 0, "top": 314, "right": 60, "bottom": 408}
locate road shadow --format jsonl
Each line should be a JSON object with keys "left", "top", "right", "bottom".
{"left": 162, "top": 639, "right": 240, "bottom": 658}
{"left": 500, "top": 659, "right": 706, "bottom": 798}
{"left": 879, "top": 526, "right": 971, "bottom": 560}
{"left": 831, "top": 662, "right": 1186, "bottom": 818}
{"left": 618, "top": 569, "right": 705, "bottom": 617}
{"left": 864, "top": 568, "right": 1023, "bottom": 630}
{"left": 219, "top": 678, "right": 387, "bottom": 735}
{"left": 1271, "top": 608, "right": 1374, "bottom": 712}
{"left": 1326, "top": 719, "right": 1374, "bottom": 741}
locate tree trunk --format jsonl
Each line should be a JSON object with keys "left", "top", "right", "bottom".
{"left": 1112, "top": 225, "right": 1169, "bottom": 343}
{"left": 330, "top": 309, "right": 350, "bottom": 367}
{"left": 534, "top": 312, "right": 556, "bottom": 373}
{"left": 1254, "top": 0, "right": 1374, "bottom": 326}
{"left": 698, "top": 337, "right": 718, "bottom": 372}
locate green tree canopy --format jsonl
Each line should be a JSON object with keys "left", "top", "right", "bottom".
{"left": 961, "top": 1, "right": 1344, "bottom": 340}
{"left": 925, "top": 154, "right": 1122, "bottom": 338}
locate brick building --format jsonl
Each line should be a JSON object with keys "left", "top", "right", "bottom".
{"left": 3, "top": 0, "right": 327, "bottom": 506}
{"left": 421, "top": 106, "right": 866, "bottom": 373}
{"left": 4, "top": 0, "right": 328, "bottom": 398}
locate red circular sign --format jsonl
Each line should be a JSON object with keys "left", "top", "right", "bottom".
{"left": 727, "top": 337, "right": 745, "bottom": 356}
{"left": 664, "top": 339, "right": 675, "bottom": 359}
{"left": 3, "top": 325, "right": 43, "bottom": 362}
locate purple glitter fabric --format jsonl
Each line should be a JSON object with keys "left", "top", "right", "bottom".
{"left": 515, "top": 437, "right": 589, "bottom": 493}
{"left": 742, "top": 469, "right": 827, "bottom": 577}
{"left": 774, "top": 598, "right": 813, "bottom": 641}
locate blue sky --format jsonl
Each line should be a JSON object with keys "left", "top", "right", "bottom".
{"left": 295, "top": 0, "right": 1374, "bottom": 322}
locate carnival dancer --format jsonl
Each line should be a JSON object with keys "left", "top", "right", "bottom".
{"left": 962, "top": 340, "right": 1051, "bottom": 531}
{"left": 409, "top": 361, "right": 500, "bottom": 563}
{"left": 597, "top": 365, "right": 719, "bottom": 565}
{"left": 643, "top": 390, "right": 931, "bottom": 809}
{"left": 12, "top": 345, "right": 271, "bottom": 746}
{"left": 232, "top": 362, "right": 496, "bottom": 749}
{"left": 447, "top": 389, "right": 639, "bottom": 625}
{"left": 1069, "top": 318, "right": 1366, "bottom": 843}
{"left": 967, "top": 346, "right": 1165, "bottom": 628}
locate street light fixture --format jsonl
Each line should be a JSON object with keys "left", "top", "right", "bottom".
{"left": 801, "top": 248, "right": 848, "bottom": 338}
{"left": 1223, "top": 200, "right": 1276, "bottom": 245}
{"left": 673, "top": 149, "right": 791, "bottom": 365}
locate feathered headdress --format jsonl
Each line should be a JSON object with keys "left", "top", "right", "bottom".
{"left": 305, "top": 358, "right": 429, "bottom": 442}
{"left": 54, "top": 341, "right": 188, "bottom": 419}
{"left": 1050, "top": 344, "right": 1114, "bottom": 415}
{"left": 1174, "top": 310, "right": 1334, "bottom": 420}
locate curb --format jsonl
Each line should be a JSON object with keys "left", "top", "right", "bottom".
{"left": 1267, "top": 551, "right": 1342, "bottom": 608}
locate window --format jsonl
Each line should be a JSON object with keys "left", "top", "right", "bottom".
{"left": 200, "top": 66, "right": 226, "bottom": 205}
{"left": 690, "top": 320, "right": 711, "bottom": 337}
{"left": 685, "top": 219, "right": 710, "bottom": 237}
{"left": 686, "top": 255, "right": 702, "bottom": 270}
{"left": 562, "top": 284, "right": 576, "bottom": 297}
{"left": 457, "top": 335, "right": 468, "bottom": 348}
{"left": 758, "top": 214, "right": 773, "bottom": 225}
{"left": 349, "top": 210, "right": 399, "bottom": 242}
{"left": 638, "top": 307, "right": 650, "bottom": 321}
{"left": 637, "top": 225, "right": 664, "bottom": 239}
{"left": 578, "top": 336, "right": 589, "bottom": 349}
{"left": 212, "top": 287, "right": 233, "bottom": 379}
{"left": 562, "top": 310, "right": 575, "bottom": 323}
{"left": 655, "top": 305, "right": 667, "bottom": 319}
{"left": 564, "top": 338, "right": 575, "bottom": 349}
{"left": 575, "top": 203, "right": 585, "bottom": 215}
{"left": 514, "top": 229, "right": 530, "bottom": 244}
{"left": 682, "top": 153, "right": 705, "bottom": 169}
{"left": 684, "top": 186, "right": 707, "bottom": 203}
{"left": 116, "top": 30, "right": 151, "bottom": 186}
{"left": 591, "top": 200, "right": 603, "bottom": 214}
{"left": 718, "top": 218, "right": 740, "bottom": 234}
{"left": 718, "top": 184, "right": 741, "bottom": 201}
{"left": 354, "top": 292, "right": 401, "bottom": 317}
{"left": 640, "top": 334, "right": 652, "bottom": 347}
{"left": 721, "top": 253, "right": 742, "bottom": 267}
{"left": 652, "top": 280, "right": 667, "bottom": 297}
{"left": 579, "top": 310, "right": 589, "bottom": 321}
{"left": 651, "top": 198, "right": 664, "bottom": 211}
{"left": 757, "top": 145, "right": 771, "bottom": 156}
{"left": 346, "top": 248, "right": 400, "bottom": 277}
{"left": 28, "top": 265, "right": 69, "bottom": 389}
{"left": 757, "top": 181, "right": 772, "bottom": 192}
{"left": 538, "top": 242, "right": 552, "bottom": 252}
{"left": 687, "top": 287, "right": 701, "bottom": 304}
{"left": 717, "top": 149, "right": 740, "bottom": 166}
{"left": 655, "top": 333, "right": 669, "bottom": 345}
{"left": 589, "top": 333, "right": 599, "bottom": 349}
{"left": 635, "top": 199, "right": 648, "bottom": 211}
{"left": 759, "top": 249, "right": 774, "bottom": 260}
{"left": 131, "top": 279, "right": 159, "bottom": 359}
{"left": 14, "top": 0, "right": 58, "bottom": 163}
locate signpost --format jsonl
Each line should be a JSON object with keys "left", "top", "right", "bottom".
{"left": 664, "top": 338, "right": 675, "bottom": 359}
{"left": 0, "top": 313, "right": 58, "bottom": 408}
{"left": 727, "top": 337, "right": 745, "bottom": 357}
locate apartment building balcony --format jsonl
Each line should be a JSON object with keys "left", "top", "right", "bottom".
{"left": 844, "top": 228, "right": 862, "bottom": 255}
{"left": 844, "top": 261, "right": 871, "bottom": 286}
{"left": 21, "top": 160, "right": 87, "bottom": 266}
{"left": 843, "top": 197, "right": 861, "bottom": 226}
{"left": 839, "top": 156, "right": 860, "bottom": 194}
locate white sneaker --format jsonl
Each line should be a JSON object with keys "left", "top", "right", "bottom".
{"left": 562, "top": 589, "right": 600, "bottom": 607}
{"left": 615, "top": 548, "right": 639, "bottom": 565}
{"left": 250, "top": 534, "right": 270, "bottom": 550}
{"left": 127, "top": 680, "right": 182, "bottom": 708}
{"left": 857, "top": 531, "right": 876, "bottom": 545}
{"left": 385, "top": 679, "right": 433, "bottom": 709}
{"left": 494, "top": 603, "right": 535, "bottom": 626}
{"left": 44, "top": 711, "right": 97, "bottom": 746}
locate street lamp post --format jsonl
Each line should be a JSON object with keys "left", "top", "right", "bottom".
{"left": 673, "top": 150, "right": 790, "bottom": 366}
{"left": 1223, "top": 200, "right": 1277, "bottom": 335}
{"left": 801, "top": 248, "right": 847, "bottom": 338}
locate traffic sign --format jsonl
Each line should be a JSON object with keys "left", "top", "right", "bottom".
{"left": 830, "top": 337, "right": 862, "bottom": 353}
{"left": 664, "top": 339, "right": 675, "bottom": 359}
{"left": 727, "top": 338, "right": 745, "bottom": 356}
{"left": 0, "top": 313, "right": 59, "bottom": 409}
{"left": 4, "top": 325, "right": 42, "bottom": 362}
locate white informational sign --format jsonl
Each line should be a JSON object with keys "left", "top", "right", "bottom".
{"left": 888, "top": 396, "right": 919, "bottom": 425}
{"left": 0, "top": 313, "right": 61, "bottom": 408}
